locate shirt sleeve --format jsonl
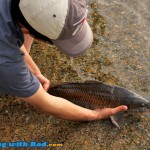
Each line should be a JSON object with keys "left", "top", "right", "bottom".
{"left": 0, "top": 58, "right": 40, "bottom": 98}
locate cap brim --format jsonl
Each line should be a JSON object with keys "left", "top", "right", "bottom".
{"left": 51, "top": 21, "right": 93, "bottom": 57}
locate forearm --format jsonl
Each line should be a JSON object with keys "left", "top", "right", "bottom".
{"left": 40, "top": 96, "right": 95, "bottom": 121}
{"left": 23, "top": 34, "right": 34, "bottom": 53}
{"left": 20, "top": 44, "right": 50, "bottom": 91}
{"left": 20, "top": 44, "right": 41, "bottom": 75}
{"left": 22, "top": 85, "right": 96, "bottom": 121}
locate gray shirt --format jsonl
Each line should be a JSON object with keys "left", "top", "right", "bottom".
{"left": 0, "top": 0, "right": 40, "bottom": 97}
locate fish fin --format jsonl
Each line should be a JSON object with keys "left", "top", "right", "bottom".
{"left": 84, "top": 80, "right": 105, "bottom": 84}
{"left": 84, "top": 80, "right": 112, "bottom": 87}
{"left": 49, "top": 82, "right": 75, "bottom": 88}
{"left": 110, "top": 112, "right": 124, "bottom": 129}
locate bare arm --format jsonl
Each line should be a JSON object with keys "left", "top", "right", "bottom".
{"left": 20, "top": 35, "right": 50, "bottom": 91}
{"left": 20, "top": 44, "right": 41, "bottom": 76}
{"left": 22, "top": 85, "right": 127, "bottom": 121}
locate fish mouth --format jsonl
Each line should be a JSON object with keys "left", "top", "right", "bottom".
{"left": 147, "top": 101, "right": 150, "bottom": 109}
{"left": 140, "top": 99, "right": 150, "bottom": 109}
{"left": 141, "top": 99, "right": 150, "bottom": 106}
{"left": 123, "top": 97, "right": 150, "bottom": 109}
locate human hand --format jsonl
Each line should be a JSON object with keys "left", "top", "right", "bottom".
{"left": 91, "top": 105, "right": 128, "bottom": 120}
{"left": 36, "top": 74, "right": 50, "bottom": 91}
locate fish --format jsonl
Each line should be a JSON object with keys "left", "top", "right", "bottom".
{"left": 48, "top": 80, "right": 150, "bottom": 128}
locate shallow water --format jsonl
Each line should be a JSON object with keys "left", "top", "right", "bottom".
{"left": 43, "top": 0, "right": 149, "bottom": 149}
{"left": 86, "top": 0, "right": 150, "bottom": 99}
{"left": 0, "top": 0, "right": 150, "bottom": 149}
{"left": 43, "top": 0, "right": 150, "bottom": 99}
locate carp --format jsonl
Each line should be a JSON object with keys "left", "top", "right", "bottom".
{"left": 48, "top": 80, "right": 150, "bottom": 128}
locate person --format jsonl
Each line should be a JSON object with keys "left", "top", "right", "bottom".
{"left": 0, "top": 0, "right": 127, "bottom": 122}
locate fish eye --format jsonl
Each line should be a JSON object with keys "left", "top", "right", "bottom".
{"left": 141, "top": 103, "right": 145, "bottom": 107}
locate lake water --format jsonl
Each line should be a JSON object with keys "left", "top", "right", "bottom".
{"left": 46, "top": 0, "right": 150, "bottom": 100}
{"left": 43, "top": 0, "right": 150, "bottom": 149}
{"left": 77, "top": 0, "right": 150, "bottom": 99}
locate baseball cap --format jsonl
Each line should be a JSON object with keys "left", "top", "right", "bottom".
{"left": 19, "top": 0, "right": 93, "bottom": 57}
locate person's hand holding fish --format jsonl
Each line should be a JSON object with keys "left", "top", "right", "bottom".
{"left": 23, "top": 80, "right": 149, "bottom": 129}
{"left": 91, "top": 105, "right": 127, "bottom": 120}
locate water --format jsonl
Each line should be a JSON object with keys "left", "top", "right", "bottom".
{"left": 34, "top": 0, "right": 150, "bottom": 149}
{"left": 67, "top": 0, "right": 150, "bottom": 99}
{"left": 85, "top": 0, "right": 150, "bottom": 97}
{"left": 43, "top": 0, "right": 150, "bottom": 97}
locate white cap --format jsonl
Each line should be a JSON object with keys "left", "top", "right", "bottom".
{"left": 19, "top": 0, "right": 93, "bottom": 57}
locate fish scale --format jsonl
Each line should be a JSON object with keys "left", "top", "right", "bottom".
{"left": 48, "top": 81, "right": 150, "bottom": 110}
{"left": 50, "top": 84, "right": 109, "bottom": 108}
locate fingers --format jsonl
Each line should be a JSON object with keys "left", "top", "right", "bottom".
{"left": 93, "top": 105, "right": 128, "bottom": 120}
{"left": 42, "top": 78, "right": 50, "bottom": 91}
{"left": 110, "top": 105, "right": 128, "bottom": 115}
{"left": 43, "top": 82, "right": 50, "bottom": 92}
{"left": 36, "top": 74, "right": 50, "bottom": 92}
